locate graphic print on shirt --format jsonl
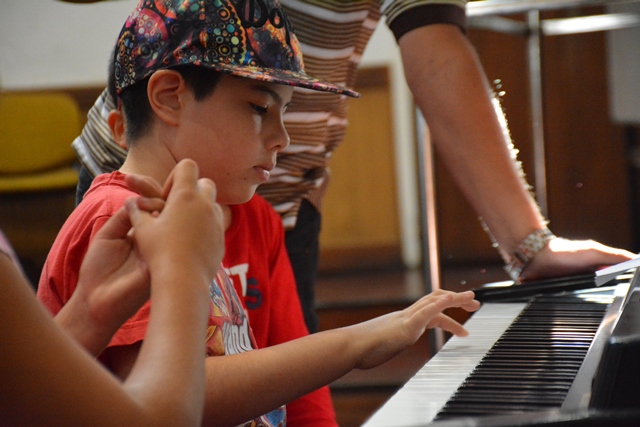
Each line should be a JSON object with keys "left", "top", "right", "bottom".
{"left": 205, "top": 268, "right": 254, "bottom": 356}
{"left": 207, "top": 267, "right": 286, "bottom": 427}
{"left": 226, "top": 263, "right": 264, "bottom": 310}
{"left": 241, "top": 406, "right": 286, "bottom": 427}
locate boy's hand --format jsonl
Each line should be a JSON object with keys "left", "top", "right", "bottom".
{"left": 352, "top": 290, "right": 479, "bottom": 370}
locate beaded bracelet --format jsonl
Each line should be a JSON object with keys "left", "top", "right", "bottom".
{"left": 504, "top": 228, "right": 556, "bottom": 282}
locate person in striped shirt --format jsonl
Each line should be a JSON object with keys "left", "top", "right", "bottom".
{"left": 73, "top": 0, "right": 634, "bottom": 338}
{"left": 38, "top": 2, "right": 483, "bottom": 425}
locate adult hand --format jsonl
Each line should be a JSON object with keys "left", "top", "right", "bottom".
{"left": 70, "top": 162, "right": 211, "bottom": 338}
{"left": 125, "top": 159, "right": 225, "bottom": 285}
{"left": 124, "top": 173, "right": 165, "bottom": 213}
{"left": 520, "top": 238, "right": 636, "bottom": 282}
{"left": 57, "top": 205, "right": 150, "bottom": 356}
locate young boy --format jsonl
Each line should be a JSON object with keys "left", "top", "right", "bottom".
{"left": 104, "top": 49, "right": 337, "bottom": 426}
{"left": 38, "top": 1, "right": 480, "bottom": 426}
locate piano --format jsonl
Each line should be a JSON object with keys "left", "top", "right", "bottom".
{"left": 362, "top": 271, "right": 640, "bottom": 427}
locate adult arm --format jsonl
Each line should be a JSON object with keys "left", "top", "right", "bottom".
{"left": 110, "top": 160, "right": 224, "bottom": 426}
{"left": 0, "top": 159, "right": 221, "bottom": 427}
{"left": 397, "top": 24, "right": 634, "bottom": 280}
{"left": 0, "top": 253, "right": 161, "bottom": 427}
{"left": 0, "top": 222, "right": 208, "bottom": 427}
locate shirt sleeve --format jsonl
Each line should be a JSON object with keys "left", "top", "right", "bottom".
{"left": 383, "top": 0, "right": 468, "bottom": 42}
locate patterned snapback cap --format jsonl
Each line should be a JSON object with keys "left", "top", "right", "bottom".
{"left": 115, "top": 0, "right": 359, "bottom": 98}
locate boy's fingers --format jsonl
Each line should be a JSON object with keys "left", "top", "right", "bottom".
{"left": 438, "top": 291, "right": 479, "bottom": 312}
{"left": 461, "top": 299, "right": 481, "bottom": 312}
{"left": 420, "top": 290, "right": 474, "bottom": 303}
{"left": 406, "top": 291, "right": 477, "bottom": 337}
{"left": 432, "top": 314, "right": 469, "bottom": 337}
{"left": 451, "top": 290, "right": 476, "bottom": 302}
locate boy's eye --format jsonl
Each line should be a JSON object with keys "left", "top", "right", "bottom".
{"left": 251, "top": 103, "right": 268, "bottom": 114}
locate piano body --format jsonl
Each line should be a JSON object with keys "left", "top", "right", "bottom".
{"left": 362, "top": 271, "right": 640, "bottom": 427}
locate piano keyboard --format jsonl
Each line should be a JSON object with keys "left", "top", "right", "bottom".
{"left": 361, "top": 303, "right": 525, "bottom": 427}
{"left": 435, "top": 294, "right": 611, "bottom": 419}
{"left": 362, "top": 287, "right": 620, "bottom": 427}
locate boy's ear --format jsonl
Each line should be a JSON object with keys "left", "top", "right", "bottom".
{"left": 107, "top": 108, "right": 127, "bottom": 150}
{"left": 147, "top": 69, "right": 187, "bottom": 127}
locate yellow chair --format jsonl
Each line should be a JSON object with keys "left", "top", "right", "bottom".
{"left": 0, "top": 91, "right": 82, "bottom": 285}
{"left": 0, "top": 92, "right": 81, "bottom": 192}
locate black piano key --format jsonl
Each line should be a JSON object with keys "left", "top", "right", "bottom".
{"left": 467, "top": 370, "right": 579, "bottom": 381}
{"left": 457, "top": 380, "right": 574, "bottom": 391}
{"left": 443, "top": 393, "right": 568, "bottom": 407}
{"left": 437, "top": 403, "right": 559, "bottom": 417}
{"left": 444, "top": 391, "right": 569, "bottom": 403}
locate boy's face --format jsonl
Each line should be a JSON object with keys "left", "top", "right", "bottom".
{"left": 169, "top": 74, "right": 293, "bottom": 205}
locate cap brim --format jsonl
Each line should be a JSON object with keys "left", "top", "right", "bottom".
{"left": 213, "top": 64, "right": 360, "bottom": 98}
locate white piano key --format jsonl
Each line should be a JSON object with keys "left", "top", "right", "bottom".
{"left": 362, "top": 303, "right": 526, "bottom": 427}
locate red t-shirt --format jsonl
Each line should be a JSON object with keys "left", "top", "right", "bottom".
{"left": 38, "top": 172, "right": 336, "bottom": 427}
{"left": 225, "top": 194, "right": 337, "bottom": 427}
{"left": 38, "top": 172, "right": 286, "bottom": 427}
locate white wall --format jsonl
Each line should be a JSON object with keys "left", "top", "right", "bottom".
{"left": 607, "top": 3, "right": 640, "bottom": 125}
{"left": 361, "top": 25, "right": 421, "bottom": 268}
{"left": 0, "top": 1, "right": 420, "bottom": 267}
{"left": 0, "top": 0, "right": 137, "bottom": 90}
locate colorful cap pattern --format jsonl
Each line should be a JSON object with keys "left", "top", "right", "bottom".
{"left": 115, "top": 0, "right": 359, "bottom": 97}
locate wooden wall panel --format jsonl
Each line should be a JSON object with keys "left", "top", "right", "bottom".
{"left": 542, "top": 8, "right": 631, "bottom": 247}
{"left": 434, "top": 23, "right": 531, "bottom": 266}
{"left": 435, "top": 7, "right": 634, "bottom": 266}
{"left": 318, "top": 67, "right": 403, "bottom": 272}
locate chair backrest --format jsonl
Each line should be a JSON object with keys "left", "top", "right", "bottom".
{"left": 0, "top": 92, "right": 81, "bottom": 174}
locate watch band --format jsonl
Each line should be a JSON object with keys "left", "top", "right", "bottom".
{"left": 504, "top": 228, "right": 556, "bottom": 282}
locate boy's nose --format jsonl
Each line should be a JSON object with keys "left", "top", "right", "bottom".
{"left": 269, "top": 120, "right": 290, "bottom": 152}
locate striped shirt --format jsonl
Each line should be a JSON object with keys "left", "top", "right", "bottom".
{"left": 72, "top": 0, "right": 467, "bottom": 229}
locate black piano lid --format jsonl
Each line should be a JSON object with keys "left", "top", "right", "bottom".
{"left": 471, "top": 272, "right": 636, "bottom": 304}
{"left": 589, "top": 280, "right": 640, "bottom": 411}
